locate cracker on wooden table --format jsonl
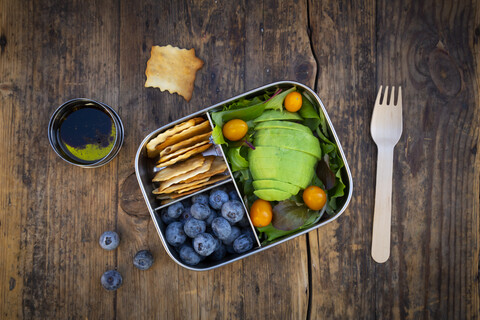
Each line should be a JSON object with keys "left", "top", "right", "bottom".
{"left": 158, "top": 156, "right": 215, "bottom": 191}
{"left": 155, "top": 142, "right": 212, "bottom": 168}
{"left": 152, "top": 154, "right": 205, "bottom": 182}
{"left": 156, "top": 120, "right": 211, "bottom": 152}
{"left": 146, "top": 117, "right": 204, "bottom": 158}
{"left": 145, "top": 45, "right": 204, "bottom": 101}
{"left": 160, "top": 131, "right": 212, "bottom": 158}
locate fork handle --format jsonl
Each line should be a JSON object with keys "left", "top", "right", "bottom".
{"left": 371, "top": 145, "right": 395, "bottom": 263}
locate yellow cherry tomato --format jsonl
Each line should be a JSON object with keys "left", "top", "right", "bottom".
{"left": 222, "top": 119, "right": 248, "bottom": 141}
{"left": 250, "top": 199, "right": 273, "bottom": 227}
{"left": 302, "top": 186, "right": 327, "bottom": 210}
{"left": 284, "top": 92, "right": 303, "bottom": 112}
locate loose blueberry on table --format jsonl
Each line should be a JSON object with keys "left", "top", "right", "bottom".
{"left": 99, "top": 231, "right": 120, "bottom": 251}
{"left": 133, "top": 250, "right": 154, "bottom": 270}
{"left": 101, "top": 270, "right": 123, "bottom": 291}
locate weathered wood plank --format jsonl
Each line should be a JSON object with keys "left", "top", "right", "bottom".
{"left": 374, "top": 1, "right": 479, "bottom": 319}
{"left": 37, "top": 1, "right": 121, "bottom": 318}
{"left": 309, "top": 0, "right": 480, "bottom": 319}
{"left": 0, "top": 0, "right": 121, "bottom": 318}
{"left": 307, "top": 0, "right": 377, "bottom": 318}
{"left": 0, "top": 1, "right": 32, "bottom": 318}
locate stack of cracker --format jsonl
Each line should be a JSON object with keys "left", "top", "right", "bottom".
{"left": 146, "top": 117, "right": 229, "bottom": 202}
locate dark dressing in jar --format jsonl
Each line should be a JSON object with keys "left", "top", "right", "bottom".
{"left": 56, "top": 105, "right": 116, "bottom": 164}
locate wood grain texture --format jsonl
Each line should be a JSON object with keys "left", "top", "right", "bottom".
{"left": 114, "top": 0, "right": 314, "bottom": 319}
{"left": 0, "top": 0, "right": 478, "bottom": 319}
{"left": 308, "top": 0, "right": 480, "bottom": 319}
{"left": 307, "top": 0, "right": 377, "bottom": 318}
{"left": 375, "top": 1, "right": 480, "bottom": 319}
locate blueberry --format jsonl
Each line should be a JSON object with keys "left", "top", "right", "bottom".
{"left": 209, "top": 243, "right": 227, "bottom": 261}
{"left": 167, "top": 202, "right": 184, "bottom": 218}
{"left": 101, "top": 270, "right": 123, "bottom": 291}
{"left": 99, "top": 231, "right": 120, "bottom": 250}
{"left": 222, "top": 226, "right": 242, "bottom": 246}
{"left": 213, "top": 235, "right": 222, "bottom": 250}
{"left": 242, "top": 227, "right": 256, "bottom": 240}
{"left": 133, "top": 250, "right": 154, "bottom": 270}
{"left": 210, "top": 186, "right": 228, "bottom": 195}
{"left": 184, "top": 218, "right": 206, "bottom": 238}
{"left": 209, "top": 189, "right": 229, "bottom": 210}
{"left": 160, "top": 208, "right": 177, "bottom": 224}
{"left": 191, "top": 202, "right": 211, "bottom": 220}
{"left": 179, "top": 245, "right": 202, "bottom": 265}
{"left": 228, "top": 190, "right": 240, "bottom": 201}
{"left": 204, "top": 210, "right": 218, "bottom": 226}
{"left": 211, "top": 217, "right": 232, "bottom": 241}
{"left": 193, "top": 233, "right": 217, "bottom": 256}
{"left": 192, "top": 193, "right": 209, "bottom": 206}
{"left": 221, "top": 200, "right": 245, "bottom": 224}
{"left": 165, "top": 222, "right": 187, "bottom": 246}
{"left": 179, "top": 206, "right": 192, "bottom": 223}
{"left": 233, "top": 234, "right": 254, "bottom": 253}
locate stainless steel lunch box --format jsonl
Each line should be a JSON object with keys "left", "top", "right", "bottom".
{"left": 135, "top": 81, "right": 353, "bottom": 271}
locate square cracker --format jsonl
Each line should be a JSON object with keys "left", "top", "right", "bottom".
{"left": 145, "top": 45, "right": 204, "bottom": 101}
{"left": 153, "top": 176, "right": 211, "bottom": 194}
{"left": 158, "top": 156, "right": 215, "bottom": 191}
{"left": 158, "top": 140, "right": 210, "bottom": 163}
{"left": 156, "top": 120, "right": 211, "bottom": 152}
{"left": 160, "top": 131, "right": 212, "bottom": 158}
{"left": 152, "top": 154, "right": 205, "bottom": 182}
{"left": 182, "top": 157, "right": 228, "bottom": 183}
{"left": 146, "top": 117, "right": 204, "bottom": 158}
{"left": 176, "top": 174, "right": 230, "bottom": 194}
{"left": 155, "top": 142, "right": 212, "bottom": 168}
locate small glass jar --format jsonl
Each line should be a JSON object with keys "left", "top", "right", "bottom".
{"left": 48, "top": 98, "right": 124, "bottom": 168}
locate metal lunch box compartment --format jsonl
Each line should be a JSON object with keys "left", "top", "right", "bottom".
{"left": 135, "top": 81, "right": 353, "bottom": 271}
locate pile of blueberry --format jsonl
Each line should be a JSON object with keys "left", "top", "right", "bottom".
{"left": 161, "top": 185, "right": 255, "bottom": 266}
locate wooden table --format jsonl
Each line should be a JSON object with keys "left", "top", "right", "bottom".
{"left": 1, "top": 0, "right": 479, "bottom": 319}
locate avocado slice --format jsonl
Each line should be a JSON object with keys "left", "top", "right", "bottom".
{"left": 253, "top": 179, "right": 300, "bottom": 195}
{"left": 253, "top": 110, "right": 303, "bottom": 123}
{"left": 254, "top": 128, "right": 321, "bottom": 159}
{"left": 249, "top": 146, "right": 317, "bottom": 188}
{"left": 254, "top": 189, "right": 292, "bottom": 201}
{"left": 254, "top": 120, "right": 312, "bottom": 135}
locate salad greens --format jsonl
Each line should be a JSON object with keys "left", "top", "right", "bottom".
{"left": 211, "top": 87, "right": 346, "bottom": 244}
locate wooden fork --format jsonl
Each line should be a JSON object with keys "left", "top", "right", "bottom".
{"left": 370, "top": 86, "right": 403, "bottom": 263}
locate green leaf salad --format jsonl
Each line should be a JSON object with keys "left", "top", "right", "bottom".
{"left": 210, "top": 87, "right": 346, "bottom": 244}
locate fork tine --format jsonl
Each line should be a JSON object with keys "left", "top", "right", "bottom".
{"left": 383, "top": 86, "right": 389, "bottom": 104}
{"left": 389, "top": 87, "right": 395, "bottom": 105}
{"left": 375, "top": 85, "right": 383, "bottom": 106}
{"left": 397, "top": 86, "right": 402, "bottom": 106}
